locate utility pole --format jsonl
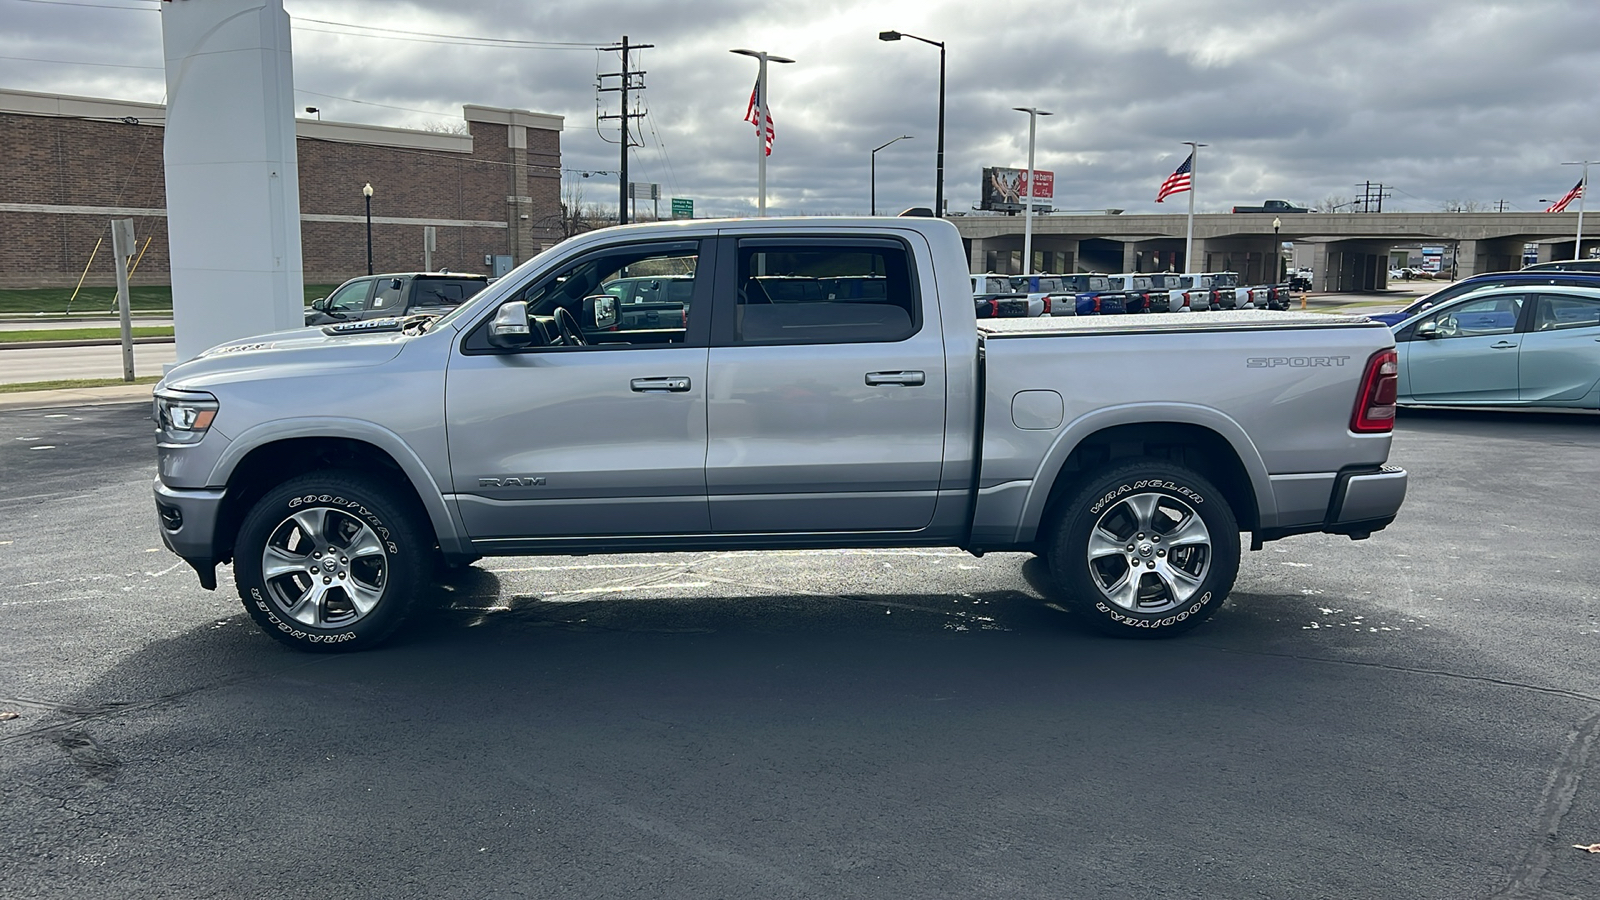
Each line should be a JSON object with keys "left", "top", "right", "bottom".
{"left": 599, "top": 36, "right": 652, "bottom": 225}
{"left": 1355, "top": 181, "right": 1392, "bottom": 213}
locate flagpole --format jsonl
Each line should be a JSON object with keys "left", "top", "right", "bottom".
{"left": 756, "top": 55, "right": 768, "bottom": 215}
{"left": 732, "top": 49, "right": 795, "bottom": 217}
{"left": 1578, "top": 161, "right": 1588, "bottom": 260}
{"left": 1183, "top": 141, "right": 1205, "bottom": 272}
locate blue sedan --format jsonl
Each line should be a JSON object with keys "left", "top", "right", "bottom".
{"left": 1391, "top": 285, "right": 1600, "bottom": 408}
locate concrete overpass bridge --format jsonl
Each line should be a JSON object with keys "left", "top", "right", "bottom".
{"left": 951, "top": 211, "right": 1595, "bottom": 291}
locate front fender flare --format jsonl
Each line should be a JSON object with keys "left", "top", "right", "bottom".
{"left": 207, "top": 417, "right": 467, "bottom": 558}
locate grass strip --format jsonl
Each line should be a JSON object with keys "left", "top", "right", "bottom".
{"left": 0, "top": 327, "right": 174, "bottom": 343}
{"left": 0, "top": 285, "right": 339, "bottom": 315}
{"left": 0, "top": 376, "right": 160, "bottom": 394}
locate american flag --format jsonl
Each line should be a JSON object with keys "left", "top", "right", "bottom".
{"left": 1155, "top": 152, "right": 1194, "bottom": 203}
{"left": 744, "top": 80, "right": 773, "bottom": 156}
{"left": 1545, "top": 178, "right": 1584, "bottom": 213}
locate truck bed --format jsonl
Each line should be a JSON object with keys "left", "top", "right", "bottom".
{"left": 977, "top": 310, "right": 1378, "bottom": 337}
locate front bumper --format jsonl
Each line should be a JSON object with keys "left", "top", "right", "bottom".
{"left": 153, "top": 478, "right": 227, "bottom": 589}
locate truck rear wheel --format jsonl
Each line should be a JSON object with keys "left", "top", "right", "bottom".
{"left": 1047, "top": 461, "right": 1239, "bottom": 637}
{"left": 233, "top": 473, "right": 431, "bottom": 652}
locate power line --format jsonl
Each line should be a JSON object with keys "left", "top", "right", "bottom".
{"left": 0, "top": 54, "right": 160, "bottom": 69}
{"left": 293, "top": 17, "right": 604, "bottom": 50}
{"left": 6, "top": 0, "right": 157, "bottom": 10}
{"left": 295, "top": 89, "right": 459, "bottom": 119}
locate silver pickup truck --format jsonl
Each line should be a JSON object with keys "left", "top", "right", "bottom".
{"left": 151, "top": 216, "right": 1407, "bottom": 651}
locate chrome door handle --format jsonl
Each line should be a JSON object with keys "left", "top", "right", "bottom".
{"left": 1490, "top": 341, "right": 1517, "bottom": 349}
{"left": 865, "top": 370, "right": 926, "bottom": 386}
{"left": 630, "top": 376, "right": 691, "bottom": 392}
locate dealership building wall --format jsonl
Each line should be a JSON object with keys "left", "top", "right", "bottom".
{"left": 0, "top": 88, "right": 563, "bottom": 289}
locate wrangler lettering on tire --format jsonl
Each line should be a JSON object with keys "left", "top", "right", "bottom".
{"left": 233, "top": 473, "right": 430, "bottom": 652}
{"left": 1049, "top": 461, "right": 1239, "bottom": 637}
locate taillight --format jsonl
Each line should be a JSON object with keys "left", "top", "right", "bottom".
{"left": 1042, "top": 296, "right": 1051, "bottom": 314}
{"left": 1182, "top": 295, "right": 1190, "bottom": 309}
{"left": 1094, "top": 297, "right": 1101, "bottom": 313}
{"left": 988, "top": 299, "right": 999, "bottom": 317}
{"left": 1351, "top": 348, "right": 1399, "bottom": 433}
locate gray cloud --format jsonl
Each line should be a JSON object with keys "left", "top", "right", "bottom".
{"left": 5, "top": 0, "right": 1599, "bottom": 217}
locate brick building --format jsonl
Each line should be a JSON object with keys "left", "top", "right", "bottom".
{"left": 0, "top": 87, "right": 564, "bottom": 289}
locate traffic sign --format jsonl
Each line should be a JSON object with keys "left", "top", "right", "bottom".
{"left": 671, "top": 198, "right": 693, "bottom": 219}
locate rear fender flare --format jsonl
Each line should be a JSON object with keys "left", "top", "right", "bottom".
{"left": 1017, "top": 402, "right": 1276, "bottom": 542}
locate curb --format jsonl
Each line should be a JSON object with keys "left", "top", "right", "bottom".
{"left": 0, "top": 336, "right": 175, "bottom": 351}
{"left": 0, "top": 384, "right": 154, "bottom": 412}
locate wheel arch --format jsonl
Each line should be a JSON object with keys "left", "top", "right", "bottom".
{"left": 207, "top": 418, "right": 464, "bottom": 564}
{"left": 1020, "top": 405, "right": 1272, "bottom": 545}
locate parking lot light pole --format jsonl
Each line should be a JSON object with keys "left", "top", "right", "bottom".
{"left": 879, "top": 30, "right": 944, "bottom": 217}
{"left": 1013, "top": 107, "right": 1051, "bottom": 276}
{"left": 871, "top": 135, "right": 912, "bottom": 216}
{"left": 362, "top": 182, "right": 374, "bottom": 275}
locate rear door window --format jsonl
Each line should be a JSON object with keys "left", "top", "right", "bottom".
{"left": 369, "top": 278, "right": 404, "bottom": 315}
{"left": 725, "top": 240, "right": 918, "bottom": 345}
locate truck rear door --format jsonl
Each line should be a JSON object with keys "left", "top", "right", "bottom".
{"left": 704, "top": 234, "right": 947, "bottom": 533}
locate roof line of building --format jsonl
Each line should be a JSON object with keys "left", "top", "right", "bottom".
{"left": 0, "top": 86, "right": 563, "bottom": 155}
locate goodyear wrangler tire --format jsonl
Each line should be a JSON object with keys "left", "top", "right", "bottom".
{"left": 1048, "top": 461, "right": 1239, "bottom": 637}
{"left": 234, "top": 473, "right": 431, "bottom": 652}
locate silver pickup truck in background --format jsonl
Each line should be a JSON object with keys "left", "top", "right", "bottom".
{"left": 151, "top": 216, "right": 1407, "bottom": 651}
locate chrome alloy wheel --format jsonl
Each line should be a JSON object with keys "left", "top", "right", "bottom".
{"left": 260, "top": 506, "right": 389, "bottom": 627}
{"left": 1085, "top": 491, "right": 1212, "bottom": 615}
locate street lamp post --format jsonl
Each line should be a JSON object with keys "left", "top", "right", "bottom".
{"left": 1272, "top": 216, "right": 1282, "bottom": 281}
{"left": 879, "top": 30, "right": 945, "bottom": 218}
{"left": 362, "top": 182, "right": 373, "bottom": 275}
{"left": 731, "top": 48, "right": 795, "bottom": 216}
{"left": 871, "top": 135, "right": 913, "bottom": 216}
{"left": 1012, "top": 107, "right": 1051, "bottom": 276}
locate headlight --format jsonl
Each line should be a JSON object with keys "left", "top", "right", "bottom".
{"left": 153, "top": 390, "right": 219, "bottom": 444}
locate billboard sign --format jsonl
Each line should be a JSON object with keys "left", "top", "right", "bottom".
{"left": 981, "top": 166, "right": 1054, "bottom": 211}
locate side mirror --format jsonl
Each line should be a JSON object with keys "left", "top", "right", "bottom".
{"left": 311, "top": 298, "right": 328, "bottom": 311}
{"left": 583, "top": 294, "right": 619, "bottom": 330}
{"left": 1416, "top": 321, "right": 1440, "bottom": 340}
{"left": 488, "top": 301, "right": 535, "bottom": 348}
{"left": 390, "top": 278, "right": 403, "bottom": 290}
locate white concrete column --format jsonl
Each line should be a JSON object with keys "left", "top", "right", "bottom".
{"left": 161, "top": 0, "right": 304, "bottom": 361}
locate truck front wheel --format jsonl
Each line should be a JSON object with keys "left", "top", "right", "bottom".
{"left": 233, "top": 473, "right": 432, "bottom": 652}
{"left": 1047, "top": 461, "right": 1239, "bottom": 637}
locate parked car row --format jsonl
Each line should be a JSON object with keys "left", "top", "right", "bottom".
{"left": 971, "top": 271, "right": 1298, "bottom": 318}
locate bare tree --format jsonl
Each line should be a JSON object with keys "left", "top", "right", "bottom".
{"left": 1315, "top": 194, "right": 1353, "bottom": 212}
{"left": 417, "top": 119, "right": 471, "bottom": 135}
{"left": 542, "top": 180, "right": 612, "bottom": 239}
{"left": 1440, "top": 199, "right": 1488, "bottom": 213}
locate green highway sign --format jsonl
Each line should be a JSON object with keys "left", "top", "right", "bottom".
{"left": 671, "top": 198, "right": 693, "bottom": 219}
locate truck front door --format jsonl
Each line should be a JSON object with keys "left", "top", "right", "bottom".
{"left": 704, "top": 235, "right": 947, "bottom": 533}
{"left": 445, "top": 240, "right": 712, "bottom": 541}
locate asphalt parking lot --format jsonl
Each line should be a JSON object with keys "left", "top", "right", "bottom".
{"left": 2, "top": 401, "right": 1598, "bottom": 899}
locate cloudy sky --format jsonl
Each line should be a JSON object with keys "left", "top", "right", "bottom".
{"left": 5, "top": 0, "right": 1600, "bottom": 218}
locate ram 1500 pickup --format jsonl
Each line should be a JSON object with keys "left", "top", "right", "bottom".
{"left": 152, "top": 216, "right": 1408, "bottom": 651}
